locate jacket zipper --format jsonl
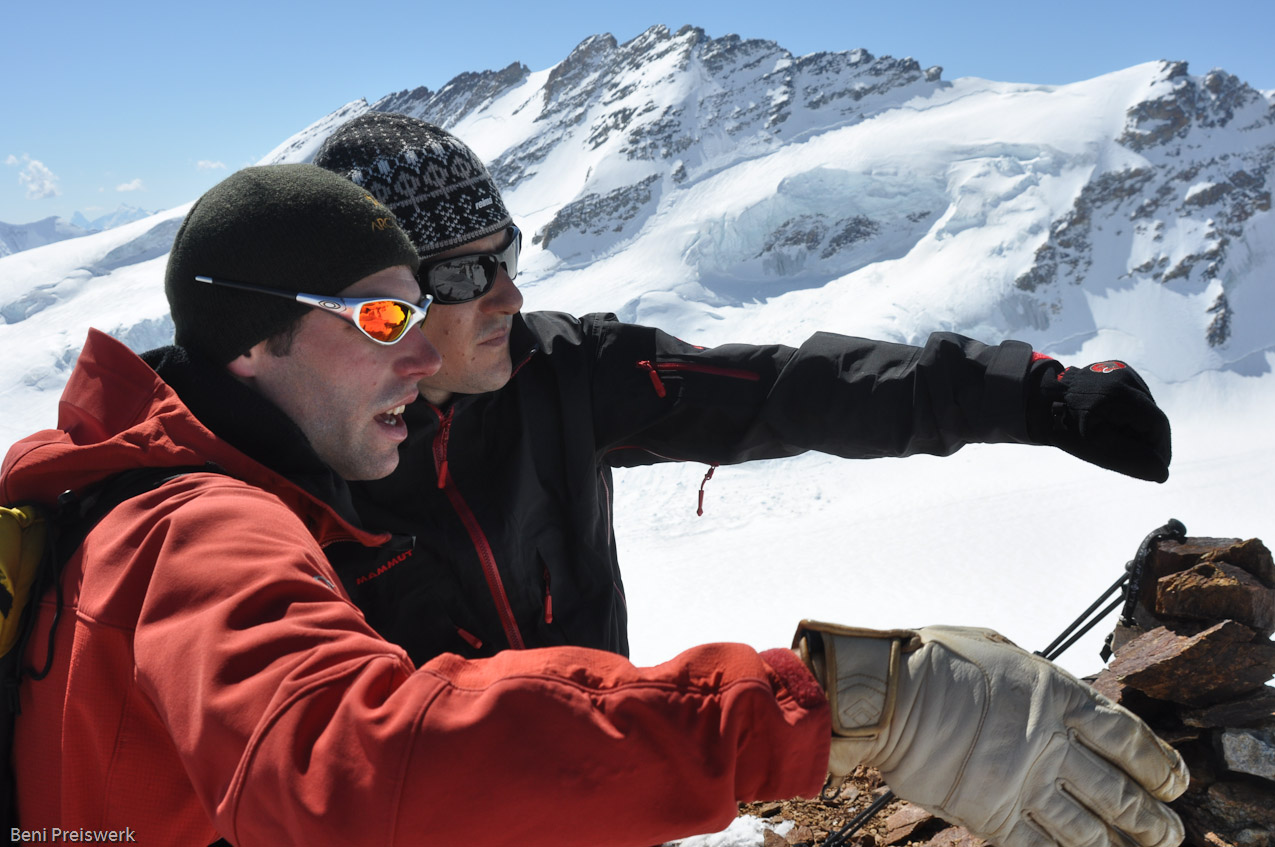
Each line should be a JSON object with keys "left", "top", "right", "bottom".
{"left": 542, "top": 565, "right": 553, "bottom": 624}
{"left": 635, "top": 360, "right": 762, "bottom": 398}
{"left": 431, "top": 405, "right": 526, "bottom": 650}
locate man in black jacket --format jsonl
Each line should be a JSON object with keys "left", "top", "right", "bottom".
{"left": 315, "top": 112, "right": 1172, "bottom": 665}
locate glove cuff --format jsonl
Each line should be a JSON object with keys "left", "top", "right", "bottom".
{"left": 1025, "top": 356, "right": 1066, "bottom": 443}
{"left": 793, "top": 620, "right": 915, "bottom": 738}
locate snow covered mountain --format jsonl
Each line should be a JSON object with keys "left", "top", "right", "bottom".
{"left": 0, "top": 215, "right": 90, "bottom": 258}
{"left": 68, "top": 203, "right": 155, "bottom": 233}
{"left": 252, "top": 25, "right": 1274, "bottom": 386}
{"left": 1, "top": 26, "right": 1272, "bottom": 690}
{"left": 1, "top": 205, "right": 157, "bottom": 259}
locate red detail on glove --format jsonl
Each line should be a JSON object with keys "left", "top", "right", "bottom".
{"left": 1090, "top": 361, "right": 1127, "bottom": 374}
{"left": 1030, "top": 351, "right": 1056, "bottom": 363}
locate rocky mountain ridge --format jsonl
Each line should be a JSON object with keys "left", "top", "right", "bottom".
{"left": 260, "top": 24, "right": 1273, "bottom": 380}
{"left": 3, "top": 24, "right": 1273, "bottom": 399}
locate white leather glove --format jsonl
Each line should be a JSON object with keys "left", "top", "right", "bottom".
{"left": 794, "top": 621, "right": 1188, "bottom": 847}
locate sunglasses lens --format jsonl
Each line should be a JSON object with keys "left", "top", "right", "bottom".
{"left": 499, "top": 230, "right": 520, "bottom": 280}
{"left": 358, "top": 300, "right": 412, "bottom": 343}
{"left": 421, "top": 226, "right": 521, "bottom": 304}
{"left": 427, "top": 257, "right": 498, "bottom": 303}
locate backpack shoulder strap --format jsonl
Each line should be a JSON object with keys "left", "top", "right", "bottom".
{"left": 22, "top": 462, "right": 228, "bottom": 682}
{"left": 53, "top": 464, "right": 227, "bottom": 563}
{"left": 1, "top": 462, "right": 228, "bottom": 829}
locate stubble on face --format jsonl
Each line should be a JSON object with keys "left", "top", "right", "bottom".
{"left": 232, "top": 266, "right": 437, "bottom": 481}
{"left": 416, "top": 232, "right": 524, "bottom": 406}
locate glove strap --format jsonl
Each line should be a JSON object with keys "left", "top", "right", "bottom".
{"left": 794, "top": 620, "right": 914, "bottom": 738}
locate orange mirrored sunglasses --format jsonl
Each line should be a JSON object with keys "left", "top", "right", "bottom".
{"left": 195, "top": 275, "right": 431, "bottom": 345}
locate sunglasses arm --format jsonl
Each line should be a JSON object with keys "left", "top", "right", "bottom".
{"left": 195, "top": 275, "right": 311, "bottom": 304}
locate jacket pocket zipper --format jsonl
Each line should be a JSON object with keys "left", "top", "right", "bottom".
{"left": 635, "top": 360, "right": 762, "bottom": 398}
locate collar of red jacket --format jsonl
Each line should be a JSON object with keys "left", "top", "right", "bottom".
{"left": 1, "top": 328, "right": 388, "bottom": 549}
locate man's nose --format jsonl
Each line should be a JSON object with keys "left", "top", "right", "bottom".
{"left": 398, "top": 324, "right": 443, "bottom": 378}
{"left": 481, "top": 269, "right": 524, "bottom": 315}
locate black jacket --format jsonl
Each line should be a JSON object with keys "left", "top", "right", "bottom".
{"left": 331, "top": 312, "right": 1039, "bottom": 664}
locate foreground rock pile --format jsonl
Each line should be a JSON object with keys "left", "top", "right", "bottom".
{"left": 737, "top": 529, "right": 1275, "bottom": 847}
{"left": 1093, "top": 534, "right": 1275, "bottom": 846}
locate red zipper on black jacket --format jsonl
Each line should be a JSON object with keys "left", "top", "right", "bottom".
{"left": 635, "top": 360, "right": 761, "bottom": 398}
{"left": 431, "top": 405, "right": 526, "bottom": 650}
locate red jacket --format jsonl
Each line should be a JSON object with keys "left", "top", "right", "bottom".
{"left": 2, "top": 330, "right": 830, "bottom": 846}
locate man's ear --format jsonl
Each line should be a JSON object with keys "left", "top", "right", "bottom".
{"left": 226, "top": 340, "right": 269, "bottom": 380}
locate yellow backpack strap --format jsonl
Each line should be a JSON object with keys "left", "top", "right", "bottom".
{"left": 0, "top": 504, "right": 48, "bottom": 658}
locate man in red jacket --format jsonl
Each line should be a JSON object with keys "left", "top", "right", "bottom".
{"left": 3, "top": 164, "right": 1186, "bottom": 846}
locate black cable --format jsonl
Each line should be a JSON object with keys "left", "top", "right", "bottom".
{"left": 821, "top": 788, "right": 895, "bottom": 847}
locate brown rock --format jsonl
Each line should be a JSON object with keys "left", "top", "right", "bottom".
{"left": 1140, "top": 538, "right": 1243, "bottom": 627}
{"left": 1155, "top": 537, "right": 1246, "bottom": 575}
{"left": 762, "top": 830, "right": 790, "bottom": 847}
{"left": 1182, "top": 685, "right": 1275, "bottom": 728}
{"left": 835, "top": 782, "right": 861, "bottom": 803}
{"left": 1205, "top": 538, "right": 1275, "bottom": 587}
{"left": 1091, "top": 666, "right": 1177, "bottom": 717}
{"left": 925, "top": 827, "right": 987, "bottom": 847}
{"left": 1157, "top": 561, "right": 1275, "bottom": 633}
{"left": 883, "top": 804, "right": 942, "bottom": 844}
{"left": 1107, "top": 622, "right": 1275, "bottom": 706}
{"left": 755, "top": 802, "right": 784, "bottom": 818}
{"left": 1202, "top": 780, "right": 1275, "bottom": 832}
{"left": 787, "top": 824, "right": 814, "bottom": 844}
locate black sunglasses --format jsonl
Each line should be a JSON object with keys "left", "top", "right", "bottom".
{"left": 417, "top": 225, "right": 520, "bottom": 304}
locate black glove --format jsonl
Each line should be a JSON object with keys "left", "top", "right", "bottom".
{"left": 1028, "top": 359, "right": 1171, "bottom": 482}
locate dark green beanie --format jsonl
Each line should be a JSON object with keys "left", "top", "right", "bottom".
{"left": 165, "top": 163, "right": 421, "bottom": 364}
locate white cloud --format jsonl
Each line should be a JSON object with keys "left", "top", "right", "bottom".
{"left": 116, "top": 178, "right": 144, "bottom": 192}
{"left": 6, "top": 153, "right": 61, "bottom": 199}
{"left": 196, "top": 160, "right": 227, "bottom": 171}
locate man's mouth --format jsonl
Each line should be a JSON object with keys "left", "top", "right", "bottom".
{"left": 375, "top": 404, "right": 407, "bottom": 427}
{"left": 479, "top": 325, "right": 511, "bottom": 346}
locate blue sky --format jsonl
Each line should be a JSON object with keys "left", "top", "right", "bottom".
{"left": 3, "top": 0, "right": 1272, "bottom": 225}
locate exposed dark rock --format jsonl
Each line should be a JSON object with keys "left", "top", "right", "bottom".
{"left": 1182, "top": 686, "right": 1275, "bottom": 729}
{"left": 925, "top": 827, "right": 986, "bottom": 847}
{"left": 1107, "top": 621, "right": 1275, "bottom": 706}
{"left": 533, "top": 174, "right": 662, "bottom": 250}
{"left": 1098, "top": 533, "right": 1275, "bottom": 845}
{"left": 1218, "top": 727, "right": 1275, "bottom": 780}
{"left": 1157, "top": 561, "right": 1275, "bottom": 633}
{"left": 373, "top": 62, "right": 529, "bottom": 128}
{"left": 882, "top": 804, "right": 941, "bottom": 844}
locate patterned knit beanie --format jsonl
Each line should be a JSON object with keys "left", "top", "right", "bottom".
{"left": 313, "top": 112, "right": 512, "bottom": 256}
{"left": 165, "top": 163, "right": 420, "bottom": 364}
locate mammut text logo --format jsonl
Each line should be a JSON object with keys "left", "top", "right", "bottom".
{"left": 1090, "top": 361, "right": 1127, "bottom": 374}
{"left": 356, "top": 548, "right": 415, "bottom": 585}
